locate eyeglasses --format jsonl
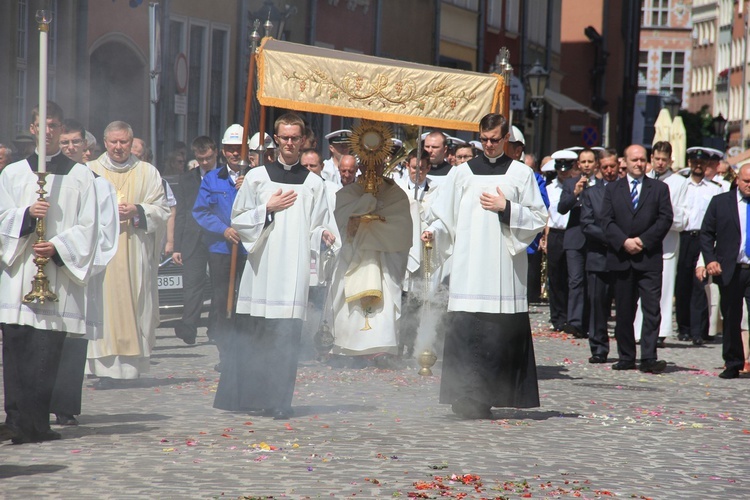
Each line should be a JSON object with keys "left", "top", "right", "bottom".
{"left": 276, "top": 135, "right": 302, "bottom": 143}
{"left": 479, "top": 136, "right": 502, "bottom": 144}
{"left": 60, "top": 139, "right": 84, "bottom": 147}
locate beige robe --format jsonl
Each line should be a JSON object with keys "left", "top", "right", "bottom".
{"left": 331, "top": 179, "right": 412, "bottom": 355}
{"left": 87, "top": 154, "right": 169, "bottom": 379}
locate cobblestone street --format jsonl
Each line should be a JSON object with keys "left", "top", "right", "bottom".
{"left": 1, "top": 305, "right": 748, "bottom": 499}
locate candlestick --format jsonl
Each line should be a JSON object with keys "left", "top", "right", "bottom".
{"left": 23, "top": 10, "right": 57, "bottom": 304}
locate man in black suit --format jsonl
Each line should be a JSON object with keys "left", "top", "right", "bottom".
{"left": 558, "top": 148, "right": 600, "bottom": 338}
{"left": 580, "top": 149, "right": 620, "bottom": 363}
{"left": 601, "top": 144, "right": 673, "bottom": 373}
{"left": 698, "top": 163, "right": 750, "bottom": 379}
{"left": 172, "top": 136, "right": 217, "bottom": 344}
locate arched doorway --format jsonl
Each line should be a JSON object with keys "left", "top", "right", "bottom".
{"left": 89, "top": 40, "right": 146, "bottom": 145}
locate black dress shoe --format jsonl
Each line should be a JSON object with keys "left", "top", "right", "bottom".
{"left": 34, "top": 429, "right": 62, "bottom": 442}
{"left": 588, "top": 355, "right": 607, "bottom": 364}
{"left": 55, "top": 413, "right": 79, "bottom": 426}
{"left": 174, "top": 324, "right": 197, "bottom": 345}
{"left": 640, "top": 359, "right": 667, "bottom": 373}
{"left": 272, "top": 408, "right": 294, "bottom": 420}
{"left": 677, "top": 333, "right": 690, "bottom": 341}
{"left": 656, "top": 338, "right": 666, "bottom": 348}
{"left": 692, "top": 338, "right": 705, "bottom": 346}
{"left": 612, "top": 360, "right": 636, "bottom": 370}
{"left": 719, "top": 368, "right": 740, "bottom": 379}
{"left": 563, "top": 324, "right": 587, "bottom": 339}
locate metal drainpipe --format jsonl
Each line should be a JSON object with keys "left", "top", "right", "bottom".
{"left": 308, "top": 0, "right": 317, "bottom": 45}
{"left": 477, "top": 0, "right": 485, "bottom": 72}
{"left": 434, "top": 0, "right": 441, "bottom": 66}
{"left": 374, "top": 0, "right": 382, "bottom": 56}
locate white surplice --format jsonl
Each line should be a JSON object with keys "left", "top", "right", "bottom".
{"left": 84, "top": 177, "right": 120, "bottom": 340}
{"left": 233, "top": 165, "right": 339, "bottom": 320}
{"left": 330, "top": 179, "right": 413, "bottom": 355}
{"left": 427, "top": 156, "right": 548, "bottom": 314}
{"left": 0, "top": 156, "right": 98, "bottom": 335}
{"left": 87, "top": 154, "right": 170, "bottom": 378}
{"left": 396, "top": 177, "right": 442, "bottom": 294}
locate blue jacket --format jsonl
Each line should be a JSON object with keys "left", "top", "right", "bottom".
{"left": 192, "top": 165, "right": 247, "bottom": 255}
{"left": 527, "top": 171, "right": 550, "bottom": 254}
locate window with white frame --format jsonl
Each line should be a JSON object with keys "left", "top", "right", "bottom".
{"left": 505, "top": 0, "right": 519, "bottom": 33}
{"left": 170, "top": 15, "right": 229, "bottom": 147}
{"left": 660, "top": 51, "right": 685, "bottom": 96}
{"left": 641, "top": 0, "right": 670, "bottom": 28}
{"left": 638, "top": 50, "right": 649, "bottom": 93}
{"left": 487, "top": 0, "right": 502, "bottom": 30}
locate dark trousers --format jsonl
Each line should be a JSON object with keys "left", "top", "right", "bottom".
{"left": 208, "top": 251, "right": 246, "bottom": 359}
{"left": 612, "top": 268, "right": 662, "bottom": 363}
{"left": 527, "top": 251, "right": 543, "bottom": 304}
{"left": 2, "top": 324, "right": 66, "bottom": 437}
{"left": 177, "top": 244, "right": 211, "bottom": 337}
{"left": 718, "top": 267, "right": 750, "bottom": 371}
{"left": 675, "top": 232, "right": 708, "bottom": 340}
{"left": 546, "top": 230, "right": 568, "bottom": 329}
{"left": 49, "top": 336, "right": 88, "bottom": 416}
{"left": 587, "top": 270, "right": 611, "bottom": 357}
{"left": 566, "top": 247, "right": 588, "bottom": 332}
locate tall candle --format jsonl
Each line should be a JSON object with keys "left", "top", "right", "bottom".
{"left": 36, "top": 10, "right": 53, "bottom": 173}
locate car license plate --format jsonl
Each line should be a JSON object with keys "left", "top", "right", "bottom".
{"left": 158, "top": 275, "right": 183, "bottom": 290}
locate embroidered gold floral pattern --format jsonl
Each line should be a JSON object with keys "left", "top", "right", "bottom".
{"left": 282, "top": 69, "right": 478, "bottom": 113}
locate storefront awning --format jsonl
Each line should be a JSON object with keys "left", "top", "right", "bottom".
{"left": 544, "top": 89, "right": 601, "bottom": 118}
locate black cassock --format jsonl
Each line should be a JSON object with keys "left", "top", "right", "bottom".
{"left": 437, "top": 154, "right": 540, "bottom": 411}
{"left": 213, "top": 162, "right": 310, "bottom": 413}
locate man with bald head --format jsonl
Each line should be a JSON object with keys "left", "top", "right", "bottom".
{"left": 338, "top": 155, "right": 358, "bottom": 186}
{"left": 601, "top": 144, "right": 673, "bottom": 373}
{"left": 698, "top": 163, "right": 750, "bottom": 378}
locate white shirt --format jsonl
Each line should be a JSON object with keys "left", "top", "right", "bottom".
{"left": 684, "top": 177, "right": 723, "bottom": 231}
{"left": 626, "top": 174, "right": 643, "bottom": 200}
{"left": 546, "top": 178, "right": 569, "bottom": 230}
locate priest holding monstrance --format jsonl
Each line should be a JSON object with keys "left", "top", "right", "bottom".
{"left": 330, "top": 121, "right": 413, "bottom": 368}
{"left": 0, "top": 101, "right": 99, "bottom": 443}
{"left": 422, "top": 113, "right": 548, "bottom": 419}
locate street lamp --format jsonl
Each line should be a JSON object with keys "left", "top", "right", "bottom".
{"left": 712, "top": 113, "right": 727, "bottom": 138}
{"left": 526, "top": 60, "right": 549, "bottom": 117}
{"left": 525, "top": 60, "right": 549, "bottom": 158}
{"left": 662, "top": 93, "right": 681, "bottom": 118}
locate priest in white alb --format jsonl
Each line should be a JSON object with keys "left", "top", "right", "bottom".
{"left": 329, "top": 123, "right": 413, "bottom": 368}
{"left": 423, "top": 113, "right": 548, "bottom": 419}
{"left": 0, "top": 101, "right": 98, "bottom": 443}
{"left": 213, "top": 113, "right": 339, "bottom": 420}
{"left": 86, "top": 121, "right": 170, "bottom": 387}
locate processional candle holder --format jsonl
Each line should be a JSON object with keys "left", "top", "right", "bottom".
{"left": 23, "top": 10, "right": 57, "bottom": 304}
{"left": 417, "top": 239, "right": 437, "bottom": 376}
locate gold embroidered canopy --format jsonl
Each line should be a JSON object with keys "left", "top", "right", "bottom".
{"left": 256, "top": 39, "right": 506, "bottom": 132}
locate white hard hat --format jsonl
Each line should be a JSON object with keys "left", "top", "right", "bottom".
{"left": 249, "top": 132, "right": 275, "bottom": 151}
{"left": 222, "top": 124, "right": 245, "bottom": 145}
{"left": 509, "top": 126, "right": 525, "bottom": 146}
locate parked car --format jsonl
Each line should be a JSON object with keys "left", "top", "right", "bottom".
{"left": 157, "top": 173, "right": 212, "bottom": 318}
